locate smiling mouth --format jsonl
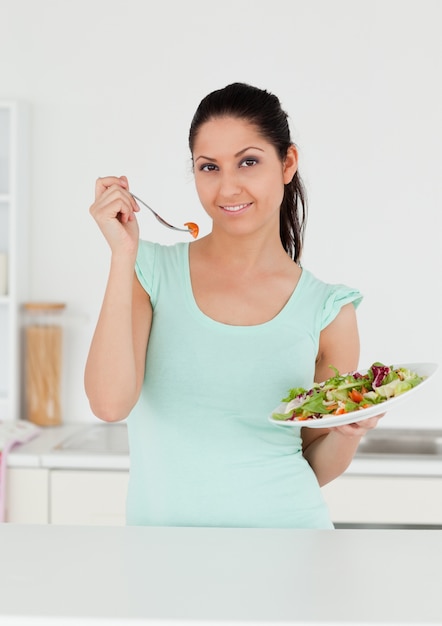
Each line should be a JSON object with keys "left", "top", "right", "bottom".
{"left": 219, "top": 203, "right": 251, "bottom": 213}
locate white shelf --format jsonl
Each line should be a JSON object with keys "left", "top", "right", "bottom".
{"left": 0, "top": 101, "right": 29, "bottom": 422}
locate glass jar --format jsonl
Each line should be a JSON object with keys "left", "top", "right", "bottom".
{"left": 23, "top": 302, "right": 66, "bottom": 426}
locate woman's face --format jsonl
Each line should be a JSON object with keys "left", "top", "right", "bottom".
{"left": 192, "top": 116, "right": 297, "bottom": 237}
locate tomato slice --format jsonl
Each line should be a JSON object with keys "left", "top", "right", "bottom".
{"left": 184, "top": 222, "right": 199, "bottom": 238}
{"left": 349, "top": 389, "right": 364, "bottom": 403}
{"left": 333, "top": 407, "right": 347, "bottom": 415}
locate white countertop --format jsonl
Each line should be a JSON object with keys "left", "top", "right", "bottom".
{"left": 6, "top": 422, "right": 442, "bottom": 477}
{"left": 7, "top": 423, "right": 130, "bottom": 470}
{"left": 347, "top": 455, "right": 442, "bottom": 476}
{"left": 0, "top": 524, "right": 441, "bottom": 625}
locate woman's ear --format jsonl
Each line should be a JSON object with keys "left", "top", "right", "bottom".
{"left": 283, "top": 144, "right": 299, "bottom": 184}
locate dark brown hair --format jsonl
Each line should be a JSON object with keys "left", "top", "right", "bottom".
{"left": 188, "top": 82, "right": 307, "bottom": 262}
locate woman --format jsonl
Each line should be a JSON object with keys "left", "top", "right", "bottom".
{"left": 85, "top": 82, "right": 381, "bottom": 528}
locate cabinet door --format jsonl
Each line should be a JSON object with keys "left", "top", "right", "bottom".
{"left": 6, "top": 468, "right": 49, "bottom": 523}
{"left": 322, "top": 475, "right": 442, "bottom": 525}
{"left": 50, "top": 470, "right": 129, "bottom": 526}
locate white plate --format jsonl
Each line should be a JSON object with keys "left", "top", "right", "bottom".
{"left": 268, "top": 362, "right": 439, "bottom": 429}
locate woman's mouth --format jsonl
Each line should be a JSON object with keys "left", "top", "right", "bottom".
{"left": 219, "top": 202, "right": 251, "bottom": 213}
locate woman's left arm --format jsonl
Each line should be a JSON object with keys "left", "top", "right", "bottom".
{"left": 302, "top": 303, "right": 383, "bottom": 486}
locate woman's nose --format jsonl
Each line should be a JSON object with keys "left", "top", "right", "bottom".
{"left": 218, "top": 169, "right": 242, "bottom": 196}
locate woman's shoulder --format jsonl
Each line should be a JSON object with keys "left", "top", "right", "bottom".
{"left": 138, "top": 239, "right": 187, "bottom": 252}
{"left": 299, "top": 267, "right": 363, "bottom": 322}
{"left": 300, "top": 267, "right": 361, "bottom": 296}
{"left": 135, "top": 240, "right": 188, "bottom": 303}
{"left": 137, "top": 240, "right": 187, "bottom": 263}
{"left": 297, "top": 267, "right": 336, "bottom": 295}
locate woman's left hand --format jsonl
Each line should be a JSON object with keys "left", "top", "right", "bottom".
{"left": 331, "top": 413, "right": 384, "bottom": 437}
{"left": 302, "top": 413, "right": 385, "bottom": 486}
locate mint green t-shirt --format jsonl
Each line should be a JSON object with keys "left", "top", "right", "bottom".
{"left": 128, "top": 241, "right": 362, "bottom": 528}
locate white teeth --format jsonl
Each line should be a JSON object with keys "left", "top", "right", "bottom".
{"left": 221, "top": 203, "right": 249, "bottom": 212}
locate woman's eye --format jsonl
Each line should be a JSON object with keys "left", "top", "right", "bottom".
{"left": 200, "top": 163, "right": 218, "bottom": 172}
{"left": 240, "top": 158, "right": 258, "bottom": 168}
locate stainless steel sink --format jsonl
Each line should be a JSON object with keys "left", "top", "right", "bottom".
{"left": 356, "top": 428, "right": 442, "bottom": 457}
{"left": 54, "top": 424, "right": 129, "bottom": 455}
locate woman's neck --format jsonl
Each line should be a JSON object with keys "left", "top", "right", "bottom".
{"left": 195, "top": 228, "right": 293, "bottom": 275}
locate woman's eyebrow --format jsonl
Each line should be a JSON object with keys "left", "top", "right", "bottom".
{"left": 194, "top": 154, "right": 216, "bottom": 163}
{"left": 234, "top": 146, "right": 265, "bottom": 157}
{"left": 194, "top": 146, "right": 265, "bottom": 163}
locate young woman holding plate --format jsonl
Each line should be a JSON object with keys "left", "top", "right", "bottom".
{"left": 85, "top": 82, "right": 382, "bottom": 528}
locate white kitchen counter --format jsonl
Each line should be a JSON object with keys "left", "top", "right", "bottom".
{"left": 347, "top": 455, "right": 442, "bottom": 476}
{"left": 6, "top": 422, "right": 442, "bottom": 477}
{"left": 7, "top": 423, "right": 130, "bottom": 470}
{"left": 6, "top": 424, "right": 83, "bottom": 467}
{"left": 0, "top": 524, "right": 441, "bottom": 625}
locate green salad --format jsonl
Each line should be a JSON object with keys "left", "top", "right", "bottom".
{"left": 272, "top": 362, "right": 425, "bottom": 422}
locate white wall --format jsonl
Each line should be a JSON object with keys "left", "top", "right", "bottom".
{"left": 1, "top": 0, "right": 441, "bottom": 427}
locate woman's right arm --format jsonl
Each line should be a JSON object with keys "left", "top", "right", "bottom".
{"left": 84, "top": 176, "right": 152, "bottom": 422}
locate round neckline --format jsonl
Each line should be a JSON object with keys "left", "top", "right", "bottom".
{"left": 182, "top": 242, "right": 306, "bottom": 330}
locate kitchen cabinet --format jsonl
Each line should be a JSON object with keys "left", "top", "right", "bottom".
{"left": 10, "top": 468, "right": 442, "bottom": 527}
{"left": 5, "top": 467, "right": 49, "bottom": 523}
{"left": 322, "top": 474, "right": 442, "bottom": 525}
{"left": 0, "top": 101, "right": 29, "bottom": 422}
{"left": 50, "top": 469, "right": 128, "bottom": 525}
{"left": 5, "top": 425, "right": 129, "bottom": 525}
{"left": 6, "top": 464, "right": 442, "bottom": 526}
{"left": 6, "top": 422, "right": 442, "bottom": 527}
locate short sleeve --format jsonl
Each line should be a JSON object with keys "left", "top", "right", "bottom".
{"left": 135, "top": 240, "right": 158, "bottom": 302}
{"left": 321, "top": 284, "right": 363, "bottom": 330}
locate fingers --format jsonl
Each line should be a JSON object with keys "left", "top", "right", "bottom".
{"left": 91, "top": 176, "right": 139, "bottom": 221}
{"left": 356, "top": 414, "right": 384, "bottom": 431}
{"left": 95, "top": 175, "right": 128, "bottom": 200}
{"left": 91, "top": 190, "right": 136, "bottom": 225}
{"left": 89, "top": 177, "right": 142, "bottom": 249}
{"left": 332, "top": 413, "right": 384, "bottom": 436}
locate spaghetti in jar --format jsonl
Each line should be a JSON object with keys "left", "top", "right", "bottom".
{"left": 24, "top": 302, "right": 66, "bottom": 426}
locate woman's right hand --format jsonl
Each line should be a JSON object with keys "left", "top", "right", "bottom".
{"left": 89, "top": 176, "right": 140, "bottom": 256}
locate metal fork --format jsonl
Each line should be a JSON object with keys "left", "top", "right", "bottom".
{"left": 131, "top": 193, "right": 198, "bottom": 237}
